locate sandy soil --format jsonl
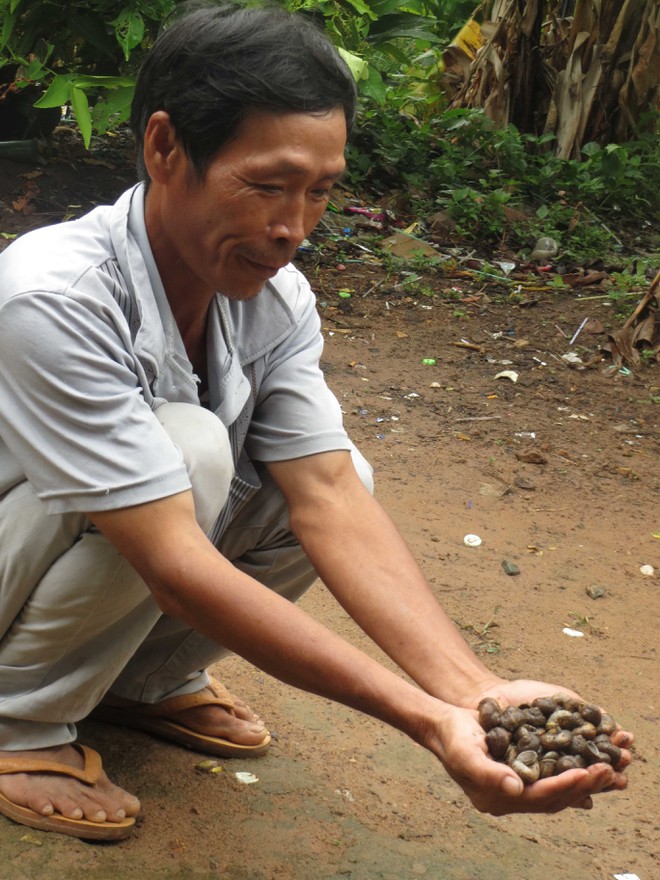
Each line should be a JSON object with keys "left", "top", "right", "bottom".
{"left": 0, "top": 137, "right": 658, "bottom": 880}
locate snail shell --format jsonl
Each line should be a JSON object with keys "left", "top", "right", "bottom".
{"left": 539, "top": 753, "right": 558, "bottom": 778}
{"left": 531, "top": 697, "right": 557, "bottom": 717}
{"left": 513, "top": 723, "right": 539, "bottom": 742}
{"left": 569, "top": 734, "right": 588, "bottom": 758}
{"left": 579, "top": 704, "right": 602, "bottom": 726}
{"left": 516, "top": 731, "right": 542, "bottom": 754}
{"left": 596, "top": 740, "right": 622, "bottom": 766}
{"left": 540, "top": 729, "right": 573, "bottom": 751}
{"left": 583, "top": 741, "right": 603, "bottom": 764}
{"left": 555, "top": 754, "right": 585, "bottom": 773}
{"left": 485, "top": 727, "right": 511, "bottom": 760}
{"left": 548, "top": 709, "right": 582, "bottom": 730}
{"left": 478, "top": 697, "right": 501, "bottom": 732}
{"left": 573, "top": 722, "right": 598, "bottom": 740}
{"left": 597, "top": 713, "right": 617, "bottom": 736}
{"left": 552, "top": 693, "right": 580, "bottom": 711}
{"left": 512, "top": 750, "right": 541, "bottom": 784}
{"left": 520, "top": 707, "right": 547, "bottom": 728}
{"left": 499, "top": 706, "right": 527, "bottom": 732}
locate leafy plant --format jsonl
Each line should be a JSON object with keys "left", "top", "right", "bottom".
{"left": 0, "top": 0, "right": 175, "bottom": 145}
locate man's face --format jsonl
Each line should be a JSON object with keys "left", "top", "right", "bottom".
{"left": 147, "top": 107, "right": 347, "bottom": 301}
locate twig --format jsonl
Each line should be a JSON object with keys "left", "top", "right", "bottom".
{"left": 452, "top": 341, "right": 484, "bottom": 352}
{"left": 622, "top": 268, "right": 660, "bottom": 330}
{"left": 454, "top": 415, "right": 502, "bottom": 423}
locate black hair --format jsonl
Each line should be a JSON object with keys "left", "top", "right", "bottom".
{"left": 130, "top": 2, "right": 357, "bottom": 181}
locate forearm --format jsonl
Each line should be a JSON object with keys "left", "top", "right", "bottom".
{"left": 288, "top": 484, "right": 499, "bottom": 707}
{"left": 90, "top": 496, "right": 445, "bottom": 742}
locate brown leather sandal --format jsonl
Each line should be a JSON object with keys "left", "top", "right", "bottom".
{"left": 0, "top": 744, "right": 135, "bottom": 840}
{"left": 90, "top": 679, "right": 271, "bottom": 758}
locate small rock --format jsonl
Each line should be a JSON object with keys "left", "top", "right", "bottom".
{"left": 515, "top": 450, "right": 547, "bottom": 465}
{"left": 586, "top": 585, "right": 605, "bottom": 599}
{"left": 502, "top": 560, "right": 520, "bottom": 576}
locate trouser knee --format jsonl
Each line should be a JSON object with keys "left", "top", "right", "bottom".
{"left": 155, "top": 402, "right": 234, "bottom": 533}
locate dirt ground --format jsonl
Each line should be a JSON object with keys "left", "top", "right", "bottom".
{"left": 0, "top": 134, "right": 658, "bottom": 880}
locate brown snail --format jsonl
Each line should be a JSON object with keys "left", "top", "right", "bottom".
{"left": 478, "top": 694, "right": 623, "bottom": 784}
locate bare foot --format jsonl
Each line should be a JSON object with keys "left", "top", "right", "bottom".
{"left": 172, "top": 691, "right": 269, "bottom": 746}
{"left": 0, "top": 744, "right": 140, "bottom": 824}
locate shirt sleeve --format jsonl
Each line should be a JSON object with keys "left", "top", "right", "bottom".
{"left": 0, "top": 287, "right": 191, "bottom": 513}
{"left": 244, "top": 277, "right": 351, "bottom": 462}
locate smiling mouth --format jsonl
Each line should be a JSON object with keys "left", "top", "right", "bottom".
{"left": 242, "top": 255, "right": 285, "bottom": 277}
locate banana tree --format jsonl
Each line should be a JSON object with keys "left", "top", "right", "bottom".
{"left": 443, "top": 0, "right": 660, "bottom": 156}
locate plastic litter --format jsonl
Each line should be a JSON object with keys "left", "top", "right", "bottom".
{"left": 640, "top": 564, "right": 654, "bottom": 577}
{"left": 529, "top": 236, "right": 559, "bottom": 261}
{"left": 569, "top": 317, "right": 589, "bottom": 345}
{"left": 235, "top": 772, "right": 259, "bottom": 784}
{"left": 494, "top": 370, "right": 518, "bottom": 383}
{"left": 345, "top": 206, "right": 389, "bottom": 223}
{"left": 561, "top": 351, "right": 584, "bottom": 368}
{"left": 422, "top": 358, "right": 437, "bottom": 365}
{"left": 464, "top": 534, "right": 482, "bottom": 547}
{"left": 562, "top": 627, "right": 584, "bottom": 638}
{"left": 613, "top": 874, "right": 642, "bottom": 880}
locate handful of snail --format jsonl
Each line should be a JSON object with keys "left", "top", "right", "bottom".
{"left": 478, "top": 694, "right": 622, "bottom": 784}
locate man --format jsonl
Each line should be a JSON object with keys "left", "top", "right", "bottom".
{"left": 0, "top": 4, "right": 631, "bottom": 841}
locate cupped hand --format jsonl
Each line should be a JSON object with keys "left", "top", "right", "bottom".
{"left": 424, "top": 698, "right": 631, "bottom": 817}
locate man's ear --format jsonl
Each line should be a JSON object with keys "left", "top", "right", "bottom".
{"left": 143, "top": 111, "right": 184, "bottom": 184}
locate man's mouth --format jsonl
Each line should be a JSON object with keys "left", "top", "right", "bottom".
{"left": 241, "top": 255, "right": 288, "bottom": 277}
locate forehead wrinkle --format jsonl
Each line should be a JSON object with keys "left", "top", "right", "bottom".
{"left": 249, "top": 157, "right": 345, "bottom": 180}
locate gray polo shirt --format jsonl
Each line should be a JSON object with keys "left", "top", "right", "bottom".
{"left": 0, "top": 184, "right": 350, "bottom": 522}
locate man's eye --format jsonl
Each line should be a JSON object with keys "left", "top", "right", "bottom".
{"left": 255, "top": 184, "right": 281, "bottom": 194}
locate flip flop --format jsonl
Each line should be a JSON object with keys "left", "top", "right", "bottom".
{"left": 0, "top": 744, "right": 135, "bottom": 840}
{"left": 90, "top": 679, "right": 271, "bottom": 759}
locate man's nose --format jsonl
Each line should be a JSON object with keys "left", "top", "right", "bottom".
{"left": 268, "top": 199, "right": 309, "bottom": 245}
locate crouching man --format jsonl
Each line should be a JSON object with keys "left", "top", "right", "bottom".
{"left": 0, "top": 3, "right": 631, "bottom": 840}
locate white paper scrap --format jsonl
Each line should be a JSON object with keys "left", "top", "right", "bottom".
{"left": 235, "top": 772, "right": 259, "bottom": 784}
{"left": 562, "top": 627, "right": 584, "bottom": 638}
{"left": 613, "top": 874, "right": 641, "bottom": 880}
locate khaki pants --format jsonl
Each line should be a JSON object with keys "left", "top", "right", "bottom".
{"left": 0, "top": 403, "right": 372, "bottom": 750}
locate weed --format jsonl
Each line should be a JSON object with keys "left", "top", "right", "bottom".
{"left": 567, "top": 612, "right": 591, "bottom": 630}
{"left": 461, "top": 606, "right": 501, "bottom": 654}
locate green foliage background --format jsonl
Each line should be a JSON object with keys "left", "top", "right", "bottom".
{"left": 1, "top": 0, "right": 658, "bottom": 261}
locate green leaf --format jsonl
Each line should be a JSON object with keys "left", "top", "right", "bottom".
{"left": 337, "top": 47, "right": 368, "bottom": 82}
{"left": 10, "top": 0, "right": 23, "bottom": 13}
{"left": 369, "top": 0, "right": 411, "bottom": 15}
{"left": 0, "top": 9, "right": 17, "bottom": 52}
{"left": 92, "top": 85, "right": 134, "bottom": 134}
{"left": 34, "top": 74, "right": 75, "bottom": 109}
{"left": 342, "top": 0, "right": 377, "bottom": 20}
{"left": 368, "top": 13, "right": 439, "bottom": 43}
{"left": 70, "top": 86, "right": 92, "bottom": 148}
{"left": 536, "top": 204, "right": 549, "bottom": 219}
{"left": 582, "top": 142, "right": 601, "bottom": 157}
{"left": 358, "top": 67, "right": 387, "bottom": 105}
{"left": 113, "top": 9, "right": 145, "bottom": 62}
